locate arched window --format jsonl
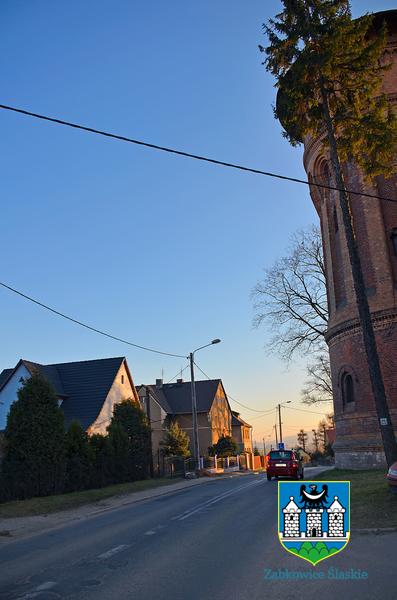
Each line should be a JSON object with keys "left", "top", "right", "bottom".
{"left": 341, "top": 373, "right": 355, "bottom": 406}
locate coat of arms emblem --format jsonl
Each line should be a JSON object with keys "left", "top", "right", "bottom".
{"left": 278, "top": 480, "right": 350, "bottom": 565}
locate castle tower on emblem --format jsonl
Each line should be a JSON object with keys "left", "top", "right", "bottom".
{"left": 282, "top": 496, "right": 301, "bottom": 538}
{"left": 327, "top": 496, "right": 345, "bottom": 538}
{"left": 305, "top": 508, "right": 323, "bottom": 538}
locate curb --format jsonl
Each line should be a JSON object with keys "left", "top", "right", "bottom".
{"left": 86, "top": 470, "right": 253, "bottom": 515}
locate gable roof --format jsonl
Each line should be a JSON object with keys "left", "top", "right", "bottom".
{"left": 232, "top": 411, "right": 252, "bottom": 429}
{"left": 0, "top": 357, "right": 126, "bottom": 429}
{"left": 136, "top": 384, "right": 173, "bottom": 414}
{"left": 139, "top": 379, "right": 225, "bottom": 415}
{"left": 0, "top": 368, "right": 13, "bottom": 389}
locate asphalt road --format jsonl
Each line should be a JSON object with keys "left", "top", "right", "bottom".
{"left": 0, "top": 472, "right": 395, "bottom": 600}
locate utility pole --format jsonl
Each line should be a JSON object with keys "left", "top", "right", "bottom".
{"left": 274, "top": 423, "right": 278, "bottom": 447}
{"left": 189, "top": 353, "right": 200, "bottom": 471}
{"left": 276, "top": 401, "right": 291, "bottom": 445}
{"left": 263, "top": 437, "right": 266, "bottom": 456}
{"left": 144, "top": 386, "right": 154, "bottom": 478}
{"left": 188, "top": 339, "right": 221, "bottom": 470}
{"left": 278, "top": 404, "right": 282, "bottom": 444}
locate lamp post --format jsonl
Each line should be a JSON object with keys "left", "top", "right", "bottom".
{"left": 189, "top": 338, "right": 221, "bottom": 470}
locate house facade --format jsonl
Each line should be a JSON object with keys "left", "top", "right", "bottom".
{"left": 137, "top": 378, "right": 236, "bottom": 459}
{"left": 0, "top": 356, "right": 138, "bottom": 434}
{"left": 232, "top": 411, "right": 253, "bottom": 454}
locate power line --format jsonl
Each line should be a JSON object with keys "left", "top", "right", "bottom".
{"left": 165, "top": 363, "right": 190, "bottom": 384}
{"left": 285, "top": 405, "right": 332, "bottom": 416}
{"left": 193, "top": 359, "right": 275, "bottom": 414}
{"left": 0, "top": 103, "right": 395, "bottom": 204}
{"left": 0, "top": 280, "right": 186, "bottom": 359}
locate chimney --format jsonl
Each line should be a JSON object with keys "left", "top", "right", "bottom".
{"left": 176, "top": 378, "right": 183, "bottom": 384}
{"left": 156, "top": 378, "right": 163, "bottom": 388}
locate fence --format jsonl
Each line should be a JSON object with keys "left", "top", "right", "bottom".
{"left": 154, "top": 452, "right": 256, "bottom": 478}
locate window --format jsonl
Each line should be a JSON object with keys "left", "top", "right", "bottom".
{"left": 341, "top": 372, "right": 355, "bottom": 405}
{"left": 121, "top": 375, "right": 124, "bottom": 384}
{"left": 269, "top": 451, "right": 293, "bottom": 460}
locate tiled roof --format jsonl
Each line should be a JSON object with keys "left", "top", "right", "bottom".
{"left": 0, "top": 357, "right": 126, "bottom": 429}
{"left": 232, "top": 411, "right": 252, "bottom": 428}
{"left": 140, "top": 379, "right": 222, "bottom": 414}
{"left": 0, "top": 368, "right": 13, "bottom": 389}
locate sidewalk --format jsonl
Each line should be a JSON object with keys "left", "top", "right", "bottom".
{"left": 304, "top": 465, "right": 335, "bottom": 477}
{"left": 0, "top": 470, "right": 252, "bottom": 542}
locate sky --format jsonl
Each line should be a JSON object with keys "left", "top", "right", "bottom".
{"left": 1, "top": 0, "right": 395, "bottom": 449}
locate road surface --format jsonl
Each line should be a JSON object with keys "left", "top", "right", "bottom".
{"left": 0, "top": 472, "right": 394, "bottom": 599}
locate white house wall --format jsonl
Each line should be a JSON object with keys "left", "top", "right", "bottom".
{"left": 87, "top": 361, "right": 137, "bottom": 435}
{"left": 0, "top": 364, "right": 31, "bottom": 430}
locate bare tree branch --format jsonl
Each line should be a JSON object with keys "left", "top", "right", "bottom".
{"left": 252, "top": 225, "right": 328, "bottom": 362}
{"left": 301, "top": 354, "right": 333, "bottom": 405}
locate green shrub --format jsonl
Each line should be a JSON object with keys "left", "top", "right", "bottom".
{"left": 1, "top": 372, "right": 65, "bottom": 500}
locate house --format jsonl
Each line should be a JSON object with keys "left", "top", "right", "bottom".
{"left": 136, "top": 378, "right": 234, "bottom": 460}
{"left": 0, "top": 357, "right": 139, "bottom": 434}
{"left": 231, "top": 411, "right": 253, "bottom": 454}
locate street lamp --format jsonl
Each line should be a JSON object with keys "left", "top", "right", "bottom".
{"left": 189, "top": 339, "right": 221, "bottom": 470}
{"left": 277, "top": 401, "right": 292, "bottom": 445}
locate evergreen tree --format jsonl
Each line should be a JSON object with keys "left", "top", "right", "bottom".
{"left": 109, "top": 399, "right": 152, "bottom": 480}
{"left": 160, "top": 421, "right": 191, "bottom": 458}
{"left": 89, "top": 433, "right": 114, "bottom": 488}
{"left": 65, "top": 420, "right": 92, "bottom": 492}
{"left": 1, "top": 372, "right": 65, "bottom": 500}
{"left": 263, "top": 0, "right": 397, "bottom": 465}
{"left": 210, "top": 435, "right": 239, "bottom": 458}
{"left": 107, "top": 421, "right": 131, "bottom": 483}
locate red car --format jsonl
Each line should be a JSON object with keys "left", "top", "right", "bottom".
{"left": 387, "top": 461, "right": 397, "bottom": 493}
{"left": 266, "top": 450, "right": 304, "bottom": 481}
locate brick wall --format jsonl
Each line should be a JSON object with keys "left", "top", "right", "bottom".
{"left": 301, "top": 11, "right": 397, "bottom": 468}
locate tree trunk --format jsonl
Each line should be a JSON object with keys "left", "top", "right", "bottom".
{"left": 320, "top": 82, "right": 397, "bottom": 467}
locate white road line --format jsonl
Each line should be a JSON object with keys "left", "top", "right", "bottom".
{"left": 144, "top": 530, "right": 156, "bottom": 535}
{"left": 98, "top": 544, "right": 129, "bottom": 559}
{"left": 173, "top": 479, "right": 264, "bottom": 521}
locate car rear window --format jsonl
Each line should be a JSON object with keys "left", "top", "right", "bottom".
{"left": 269, "top": 451, "right": 293, "bottom": 459}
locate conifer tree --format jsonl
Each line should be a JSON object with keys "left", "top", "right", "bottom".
{"left": 89, "top": 433, "right": 114, "bottom": 488}
{"left": 263, "top": 0, "right": 397, "bottom": 465}
{"left": 65, "top": 420, "right": 92, "bottom": 492}
{"left": 1, "top": 371, "right": 65, "bottom": 499}
{"left": 107, "top": 421, "right": 131, "bottom": 483}
{"left": 108, "top": 399, "right": 152, "bottom": 480}
{"left": 160, "top": 421, "right": 191, "bottom": 458}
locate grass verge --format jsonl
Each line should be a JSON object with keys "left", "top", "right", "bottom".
{"left": 0, "top": 477, "right": 182, "bottom": 519}
{"left": 314, "top": 468, "right": 397, "bottom": 529}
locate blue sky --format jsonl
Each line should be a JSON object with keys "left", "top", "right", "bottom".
{"left": 1, "top": 0, "right": 395, "bottom": 446}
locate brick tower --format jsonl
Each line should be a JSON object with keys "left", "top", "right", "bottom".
{"left": 280, "top": 10, "right": 397, "bottom": 468}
